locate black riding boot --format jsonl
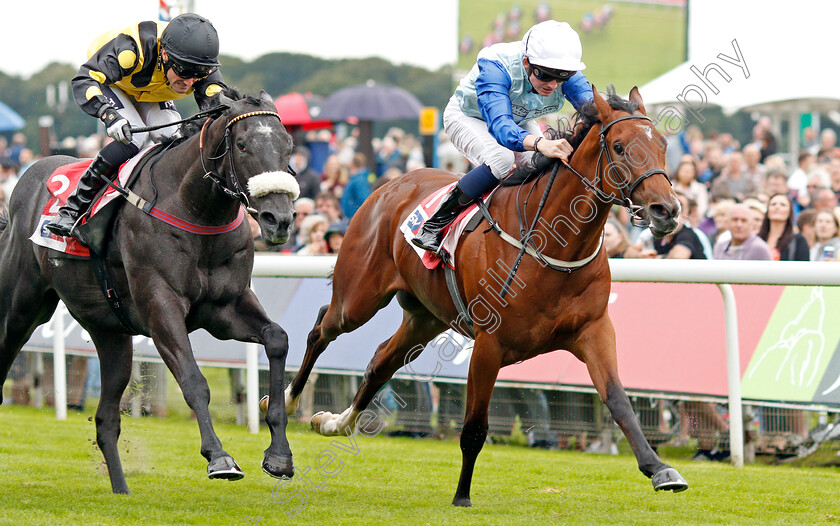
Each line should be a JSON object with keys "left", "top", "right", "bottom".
{"left": 45, "top": 154, "right": 114, "bottom": 238}
{"left": 411, "top": 183, "right": 472, "bottom": 254}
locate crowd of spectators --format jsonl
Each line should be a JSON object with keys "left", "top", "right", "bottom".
{"left": 607, "top": 121, "right": 840, "bottom": 266}
{"left": 250, "top": 126, "right": 427, "bottom": 256}
{"left": 603, "top": 119, "right": 840, "bottom": 461}
{"left": 0, "top": 132, "right": 37, "bottom": 206}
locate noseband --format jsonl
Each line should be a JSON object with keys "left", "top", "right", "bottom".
{"left": 566, "top": 114, "right": 669, "bottom": 227}
{"left": 199, "top": 110, "right": 289, "bottom": 214}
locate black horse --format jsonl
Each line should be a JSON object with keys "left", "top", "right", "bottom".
{"left": 0, "top": 89, "right": 297, "bottom": 493}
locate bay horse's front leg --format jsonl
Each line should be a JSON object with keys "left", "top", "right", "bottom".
{"left": 285, "top": 304, "right": 331, "bottom": 416}
{"left": 143, "top": 299, "right": 244, "bottom": 481}
{"left": 573, "top": 314, "right": 688, "bottom": 492}
{"left": 198, "top": 290, "right": 294, "bottom": 480}
{"left": 453, "top": 336, "right": 504, "bottom": 507}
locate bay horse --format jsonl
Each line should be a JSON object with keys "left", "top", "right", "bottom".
{"left": 283, "top": 87, "right": 688, "bottom": 506}
{"left": 0, "top": 89, "right": 297, "bottom": 493}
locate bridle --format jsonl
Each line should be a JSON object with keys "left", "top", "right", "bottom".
{"left": 564, "top": 114, "right": 670, "bottom": 227}
{"left": 198, "top": 110, "right": 291, "bottom": 214}
{"left": 493, "top": 113, "right": 671, "bottom": 298}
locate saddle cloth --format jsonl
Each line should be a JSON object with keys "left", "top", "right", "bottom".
{"left": 29, "top": 145, "right": 155, "bottom": 257}
{"left": 399, "top": 182, "right": 481, "bottom": 270}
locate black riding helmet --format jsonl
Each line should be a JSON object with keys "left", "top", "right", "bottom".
{"left": 160, "top": 13, "right": 220, "bottom": 78}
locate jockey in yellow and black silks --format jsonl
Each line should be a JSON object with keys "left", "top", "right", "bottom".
{"left": 46, "top": 12, "right": 228, "bottom": 239}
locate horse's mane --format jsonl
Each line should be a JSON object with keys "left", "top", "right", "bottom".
{"left": 502, "top": 86, "right": 638, "bottom": 186}
{"left": 175, "top": 87, "right": 260, "bottom": 141}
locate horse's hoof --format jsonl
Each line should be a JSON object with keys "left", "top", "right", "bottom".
{"left": 285, "top": 385, "right": 300, "bottom": 416}
{"left": 208, "top": 455, "right": 245, "bottom": 481}
{"left": 259, "top": 395, "right": 269, "bottom": 416}
{"left": 262, "top": 452, "right": 294, "bottom": 479}
{"left": 652, "top": 467, "right": 688, "bottom": 492}
{"left": 310, "top": 411, "right": 328, "bottom": 434}
{"left": 452, "top": 496, "right": 472, "bottom": 507}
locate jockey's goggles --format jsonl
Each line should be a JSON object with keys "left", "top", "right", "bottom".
{"left": 167, "top": 56, "right": 217, "bottom": 79}
{"left": 529, "top": 64, "right": 575, "bottom": 83}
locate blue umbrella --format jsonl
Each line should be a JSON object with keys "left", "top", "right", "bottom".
{"left": 0, "top": 101, "right": 25, "bottom": 131}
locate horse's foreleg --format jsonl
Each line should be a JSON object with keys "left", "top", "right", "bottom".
{"left": 88, "top": 331, "right": 133, "bottom": 494}
{"left": 310, "top": 309, "right": 444, "bottom": 436}
{"left": 452, "top": 338, "right": 503, "bottom": 507}
{"left": 199, "top": 291, "right": 294, "bottom": 479}
{"left": 288, "top": 282, "right": 397, "bottom": 417}
{"left": 574, "top": 315, "right": 688, "bottom": 492}
{"left": 145, "top": 305, "right": 242, "bottom": 480}
{"left": 286, "top": 304, "right": 331, "bottom": 415}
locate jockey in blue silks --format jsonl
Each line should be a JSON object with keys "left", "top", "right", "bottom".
{"left": 412, "top": 20, "right": 594, "bottom": 254}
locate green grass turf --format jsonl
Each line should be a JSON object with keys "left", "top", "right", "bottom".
{"left": 1, "top": 403, "right": 840, "bottom": 525}
{"left": 458, "top": 0, "right": 686, "bottom": 95}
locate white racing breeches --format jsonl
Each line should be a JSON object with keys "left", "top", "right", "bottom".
{"left": 443, "top": 96, "right": 542, "bottom": 180}
{"left": 101, "top": 85, "right": 183, "bottom": 149}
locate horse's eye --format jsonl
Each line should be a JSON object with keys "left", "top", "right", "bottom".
{"left": 613, "top": 143, "right": 624, "bottom": 155}
{"left": 236, "top": 140, "right": 247, "bottom": 152}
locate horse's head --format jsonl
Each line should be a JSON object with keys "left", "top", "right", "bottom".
{"left": 589, "top": 86, "right": 680, "bottom": 238}
{"left": 215, "top": 90, "right": 298, "bottom": 245}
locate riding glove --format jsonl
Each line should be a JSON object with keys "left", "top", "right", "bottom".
{"left": 100, "top": 107, "right": 133, "bottom": 144}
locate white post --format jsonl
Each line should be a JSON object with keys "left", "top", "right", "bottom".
{"left": 246, "top": 342, "right": 260, "bottom": 434}
{"left": 131, "top": 362, "right": 142, "bottom": 418}
{"left": 717, "top": 284, "right": 743, "bottom": 468}
{"left": 52, "top": 303, "right": 67, "bottom": 421}
{"left": 32, "top": 352, "right": 44, "bottom": 409}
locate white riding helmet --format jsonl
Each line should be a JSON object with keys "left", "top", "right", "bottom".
{"left": 522, "top": 21, "right": 586, "bottom": 72}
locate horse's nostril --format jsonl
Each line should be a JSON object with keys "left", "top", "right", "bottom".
{"left": 259, "top": 212, "right": 278, "bottom": 229}
{"left": 648, "top": 204, "right": 670, "bottom": 220}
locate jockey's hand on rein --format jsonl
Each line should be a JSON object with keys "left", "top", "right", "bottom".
{"left": 101, "top": 107, "right": 133, "bottom": 144}
{"left": 537, "top": 137, "right": 573, "bottom": 162}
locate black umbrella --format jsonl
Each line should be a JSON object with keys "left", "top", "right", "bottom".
{"left": 321, "top": 81, "right": 423, "bottom": 172}
{"left": 320, "top": 80, "right": 423, "bottom": 122}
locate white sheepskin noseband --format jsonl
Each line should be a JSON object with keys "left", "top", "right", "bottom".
{"left": 248, "top": 171, "right": 300, "bottom": 200}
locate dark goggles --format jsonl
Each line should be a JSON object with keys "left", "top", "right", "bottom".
{"left": 167, "top": 57, "right": 217, "bottom": 79}
{"left": 530, "top": 64, "right": 575, "bottom": 83}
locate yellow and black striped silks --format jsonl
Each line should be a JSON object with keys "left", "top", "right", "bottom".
{"left": 72, "top": 20, "right": 226, "bottom": 118}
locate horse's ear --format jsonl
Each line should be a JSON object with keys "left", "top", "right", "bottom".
{"left": 591, "top": 86, "right": 612, "bottom": 122}
{"left": 217, "top": 91, "right": 233, "bottom": 108}
{"left": 628, "top": 86, "right": 647, "bottom": 115}
{"left": 259, "top": 90, "right": 274, "bottom": 107}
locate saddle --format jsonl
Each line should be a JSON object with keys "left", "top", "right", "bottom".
{"left": 33, "top": 145, "right": 161, "bottom": 259}
{"left": 75, "top": 147, "right": 162, "bottom": 255}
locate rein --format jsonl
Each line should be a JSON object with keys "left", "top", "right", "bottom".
{"left": 489, "top": 114, "right": 668, "bottom": 297}
{"left": 129, "top": 105, "right": 229, "bottom": 134}
{"left": 498, "top": 161, "right": 561, "bottom": 298}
